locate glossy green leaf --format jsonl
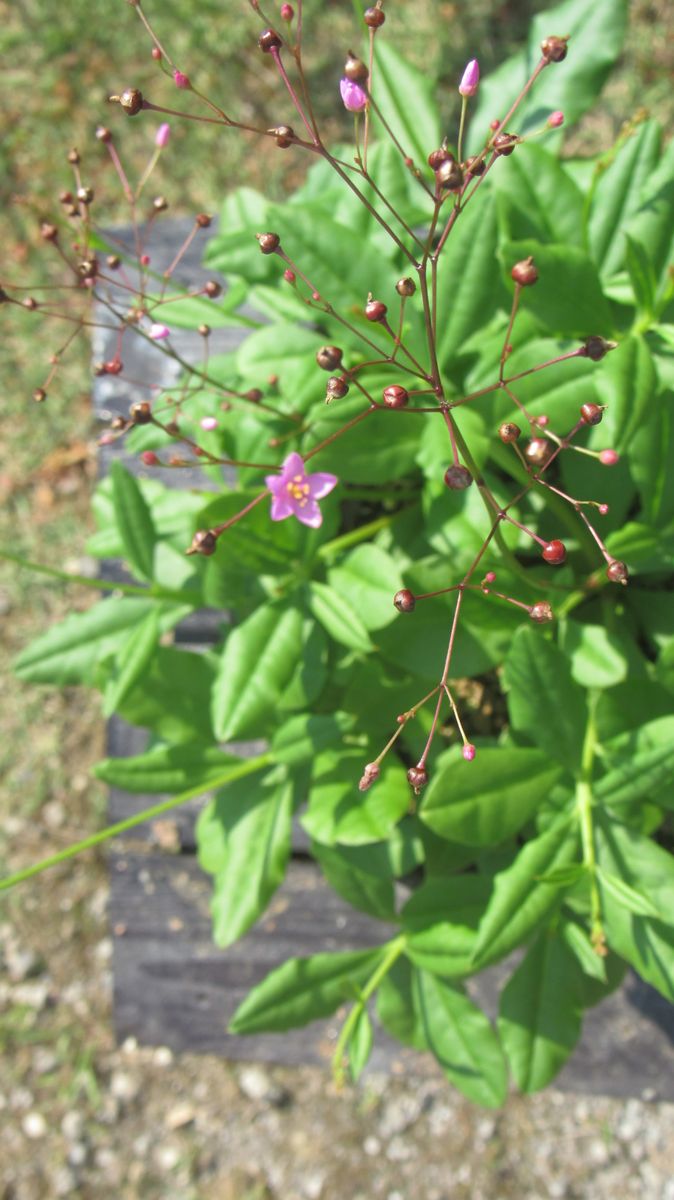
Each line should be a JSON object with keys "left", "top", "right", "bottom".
{"left": 469, "top": 0, "right": 628, "bottom": 152}
{"left": 310, "top": 841, "right": 396, "bottom": 921}
{"left": 212, "top": 603, "right": 304, "bottom": 740}
{"left": 93, "top": 741, "right": 240, "bottom": 794}
{"left": 272, "top": 712, "right": 354, "bottom": 768}
{"left": 376, "top": 957, "right": 427, "bottom": 1051}
{"left": 586, "top": 119, "right": 662, "bottom": 279}
{"left": 402, "top": 875, "right": 491, "bottom": 978}
{"left": 597, "top": 868, "right": 665, "bottom": 921}
{"left": 561, "top": 622, "right": 629, "bottom": 689}
{"left": 472, "top": 814, "right": 579, "bottom": 969}
{"left": 13, "top": 598, "right": 187, "bottom": 686}
{"left": 499, "top": 239, "right": 612, "bottom": 336}
{"left": 110, "top": 461, "right": 158, "bottom": 582}
{"left": 594, "top": 334, "right": 658, "bottom": 457}
{"left": 229, "top": 947, "right": 383, "bottom": 1034}
{"left": 200, "top": 777, "right": 293, "bottom": 947}
{"left": 435, "top": 188, "right": 506, "bottom": 374}
{"left": 412, "top": 970, "right": 507, "bottom": 1108}
{"left": 624, "top": 134, "right": 674, "bottom": 291}
{"left": 624, "top": 235, "right": 657, "bottom": 317}
{"left": 371, "top": 40, "right": 440, "bottom": 170}
{"left": 504, "top": 626, "right": 587, "bottom": 772}
{"left": 561, "top": 918, "right": 608, "bottom": 984}
{"left": 102, "top": 609, "right": 161, "bottom": 717}
{"left": 498, "top": 927, "right": 584, "bottom": 1093}
{"left": 308, "top": 581, "right": 373, "bottom": 654}
{"left": 492, "top": 144, "right": 584, "bottom": 248}
{"left": 118, "top": 645, "right": 217, "bottom": 743}
{"left": 420, "top": 747, "right": 563, "bottom": 847}
{"left": 328, "top": 545, "right": 403, "bottom": 632}
{"left": 301, "top": 751, "right": 409, "bottom": 847}
{"left": 596, "top": 716, "right": 674, "bottom": 814}
{"left": 348, "top": 1008, "right": 374, "bottom": 1083}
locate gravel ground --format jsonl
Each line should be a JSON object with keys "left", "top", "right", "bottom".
{"left": 1, "top": 882, "right": 673, "bottom": 1200}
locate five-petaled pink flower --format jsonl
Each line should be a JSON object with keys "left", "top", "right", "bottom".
{"left": 265, "top": 452, "right": 338, "bottom": 528}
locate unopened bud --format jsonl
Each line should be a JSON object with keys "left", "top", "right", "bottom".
{"left": 280, "top": 3, "right": 294, "bottom": 21}
{"left": 458, "top": 59, "right": 480, "bottom": 97}
{"left": 129, "top": 401, "right": 152, "bottom": 424}
{"left": 407, "top": 766, "right": 429, "bottom": 794}
{"left": 547, "top": 110, "right": 564, "bottom": 128}
{"left": 499, "top": 421, "right": 521, "bottom": 443}
{"left": 541, "top": 35, "right": 569, "bottom": 63}
{"left": 257, "top": 231, "right": 280, "bottom": 254}
{"left": 529, "top": 600, "right": 554, "bottom": 623}
{"left": 115, "top": 87, "right": 144, "bottom": 116}
{"left": 462, "top": 743, "right": 476, "bottom": 762}
{"left": 358, "top": 762, "right": 381, "bottom": 792}
{"left": 606, "top": 560, "right": 629, "bottom": 585}
{"left": 155, "top": 122, "right": 171, "bottom": 148}
{"left": 195, "top": 213, "right": 212, "bottom": 228}
{"left": 141, "top": 451, "right": 160, "bottom": 466}
{"left": 383, "top": 384, "right": 409, "bottom": 409}
{"left": 493, "top": 132, "right": 518, "bottom": 156}
{"left": 186, "top": 529, "right": 218, "bottom": 556}
{"left": 581, "top": 335, "right": 617, "bottom": 361}
{"left": 258, "top": 28, "right": 282, "bottom": 52}
{"left": 511, "top": 256, "right": 538, "bottom": 286}
{"left": 340, "top": 77, "right": 368, "bottom": 112}
{"left": 396, "top": 277, "right": 416, "bottom": 297}
{"left": 77, "top": 186, "right": 94, "bottom": 205}
{"left": 96, "top": 126, "right": 113, "bottom": 143}
{"left": 599, "top": 449, "right": 619, "bottom": 466}
{"left": 364, "top": 6, "right": 386, "bottom": 28}
{"left": 173, "top": 69, "right": 190, "bottom": 88}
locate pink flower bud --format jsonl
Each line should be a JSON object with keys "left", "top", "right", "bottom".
{"left": 458, "top": 59, "right": 480, "bottom": 97}
{"left": 484, "top": 571, "right": 496, "bottom": 584}
{"left": 173, "top": 70, "right": 190, "bottom": 89}
{"left": 340, "top": 78, "right": 368, "bottom": 113}
{"left": 200, "top": 416, "right": 218, "bottom": 431}
{"left": 462, "top": 743, "right": 476, "bottom": 762}
{"left": 141, "top": 451, "right": 160, "bottom": 466}
{"left": 140, "top": 254, "right": 151, "bottom": 267}
{"left": 149, "top": 323, "right": 170, "bottom": 339}
{"left": 280, "top": 2, "right": 294, "bottom": 19}
{"left": 547, "top": 110, "right": 564, "bottom": 128}
{"left": 155, "top": 122, "right": 171, "bottom": 148}
{"left": 599, "top": 449, "right": 619, "bottom": 466}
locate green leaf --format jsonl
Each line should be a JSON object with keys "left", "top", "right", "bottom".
{"left": 499, "top": 240, "right": 612, "bottom": 337}
{"left": 420, "top": 747, "right": 563, "bottom": 847}
{"left": 110, "top": 461, "right": 158, "bottom": 582}
{"left": 301, "top": 751, "right": 409, "bottom": 847}
{"left": 412, "top": 970, "right": 507, "bottom": 1108}
{"left": 327, "top": 545, "right": 403, "bottom": 632}
{"left": 211, "top": 603, "right": 305, "bottom": 740}
{"left": 93, "top": 741, "right": 240, "bottom": 794}
{"left": 118, "top": 645, "right": 217, "bottom": 743}
{"left": 504, "top": 626, "right": 587, "bottom": 772}
{"left": 561, "top": 918, "right": 608, "bottom": 984}
{"left": 435, "top": 188, "right": 506, "bottom": 373}
{"left": 272, "top": 712, "right": 354, "bottom": 768}
{"left": 595, "top": 812, "right": 674, "bottom": 1003}
{"left": 402, "top": 875, "right": 491, "bottom": 978}
{"left": 472, "top": 814, "right": 579, "bottom": 969}
{"left": 199, "top": 777, "right": 293, "bottom": 947}
{"left": 596, "top": 869, "right": 665, "bottom": 922}
{"left": 102, "top": 609, "right": 161, "bottom": 717}
{"left": 307, "top": 581, "right": 373, "bottom": 654}
{"left": 498, "top": 927, "right": 584, "bottom": 1093}
{"left": 624, "top": 133, "right": 674, "bottom": 292}
{"left": 469, "top": 0, "right": 629, "bottom": 152}
{"left": 229, "top": 947, "right": 383, "bottom": 1034}
{"left": 624, "top": 235, "right": 657, "bottom": 317}
{"left": 371, "top": 40, "right": 440, "bottom": 170}
{"left": 492, "top": 144, "right": 584, "bottom": 248}
{"left": 13, "top": 598, "right": 187, "bottom": 686}
{"left": 596, "top": 717, "right": 674, "bottom": 814}
{"left": 587, "top": 119, "right": 662, "bottom": 279}
{"left": 594, "top": 334, "right": 658, "bottom": 458}
{"left": 376, "top": 958, "right": 427, "bottom": 1051}
{"left": 311, "top": 841, "right": 396, "bottom": 920}
{"left": 561, "top": 622, "right": 629, "bottom": 689}
{"left": 348, "top": 1008, "right": 374, "bottom": 1083}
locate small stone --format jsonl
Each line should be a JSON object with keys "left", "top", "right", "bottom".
{"left": 154, "top": 1143, "right": 181, "bottom": 1171}
{"left": 10, "top": 1087, "right": 34, "bottom": 1110}
{"left": 12, "top": 981, "right": 50, "bottom": 1010}
{"left": 153, "top": 1046, "right": 174, "bottom": 1067}
{"left": 52, "top": 1167, "right": 78, "bottom": 1197}
{"left": 237, "top": 1065, "right": 290, "bottom": 1106}
{"left": 363, "top": 1135, "right": 381, "bottom": 1156}
{"left": 42, "top": 801, "right": 66, "bottom": 829}
{"left": 302, "top": 1172, "right": 326, "bottom": 1199}
{"left": 61, "top": 1110, "right": 85, "bottom": 1141}
{"left": 110, "top": 1069, "right": 140, "bottom": 1103}
{"left": 22, "top": 1110, "right": 47, "bottom": 1139}
{"left": 386, "top": 1135, "right": 414, "bottom": 1162}
{"left": 165, "top": 1103, "right": 195, "bottom": 1131}
{"left": 67, "top": 1141, "right": 89, "bottom": 1167}
{"left": 33, "top": 1048, "right": 58, "bottom": 1076}
{"left": 378, "top": 1094, "right": 422, "bottom": 1138}
{"left": 6, "top": 945, "right": 43, "bottom": 983}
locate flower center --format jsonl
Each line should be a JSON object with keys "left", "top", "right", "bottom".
{"left": 287, "top": 474, "right": 310, "bottom": 506}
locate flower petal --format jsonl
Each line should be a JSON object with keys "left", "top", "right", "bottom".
{"left": 270, "top": 493, "right": 294, "bottom": 521}
{"left": 295, "top": 500, "right": 323, "bottom": 528}
{"left": 307, "top": 471, "right": 338, "bottom": 500}
{"left": 280, "top": 451, "right": 306, "bottom": 480}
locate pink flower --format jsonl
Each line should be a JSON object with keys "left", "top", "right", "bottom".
{"left": 265, "top": 451, "right": 338, "bottom": 528}
{"left": 155, "top": 123, "right": 171, "bottom": 148}
{"left": 173, "top": 70, "right": 190, "bottom": 89}
{"left": 458, "top": 59, "right": 480, "bottom": 97}
{"left": 340, "top": 78, "right": 368, "bottom": 113}
{"left": 547, "top": 110, "right": 564, "bottom": 128}
{"left": 149, "top": 323, "right": 170, "bottom": 339}
{"left": 200, "top": 416, "right": 218, "bottom": 431}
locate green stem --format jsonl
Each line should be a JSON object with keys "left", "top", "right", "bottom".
{"left": 332, "top": 933, "right": 406, "bottom": 1084}
{"left": 0, "top": 752, "right": 275, "bottom": 892}
{"left": 318, "top": 511, "right": 402, "bottom": 561}
{"left": 0, "top": 550, "right": 202, "bottom": 607}
{"left": 576, "top": 694, "right": 603, "bottom": 947}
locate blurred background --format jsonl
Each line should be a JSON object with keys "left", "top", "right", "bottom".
{"left": 1, "top": 1, "right": 673, "bottom": 1196}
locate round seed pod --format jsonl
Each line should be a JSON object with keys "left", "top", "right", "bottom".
{"left": 580, "top": 402, "right": 603, "bottom": 425}
{"left": 364, "top": 6, "right": 385, "bottom": 27}
{"left": 316, "top": 345, "right": 343, "bottom": 371}
{"left": 541, "top": 35, "right": 568, "bottom": 62}
{"left": 326, "top": 376, "right": 349, "bottom": 400}
{"left": 542, "top": 539, "right": 566, "bottom": 565}
{"left": 499, "top": 421, "right": 521, "bottom": 444}
{"left": 383, "top": 384, "right": 409, "bottom": 409}
{"left": 525, "top": 437, "right": 552, "bottom": 467}
{"left": 187, "top": 529, "right": 217, "bottom": 556}
{"left": 511, "top": 256, "right": 538, "bottom": 286}
{"left": 493, "top": 132, "right": 517, "bottom": 156}
{"left": 444, "top": 464, "right": 472, "bottom": 489}
{"left": 129, "top": 401, "right": 152, "bottom": 424}
{"left": 607, "top": 560, "right": 629, "bottom": 585}
{"left": 118, "top": 88, "right": 144, "bottom": 116}
{"left": 407, "top": 766, "right": 429, "bottom": 793}
{"left": 393, "top": 589, "right": 416, "bottom": 613}
{"left": 257, "top": 232, "right": 280, "bottom": 254}
{"left": 344, "top": 51, "right": 369, "bottom": 83}
{"left": 365, "top": 298, "right": 387, "bottom": 322}
{"left": 529, "top": 600, "right": 554, "bottom": 623}
{"left": 258, "top": 29, "right": 282, "bottom": 52}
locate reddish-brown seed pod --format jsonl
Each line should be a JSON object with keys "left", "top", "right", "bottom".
{"left": 118, "top": 87, "right": 144, "bottom": 116}
{"left": 358, "top": 762, "right": 381, "bottom": 792}
{"left": 541, "top": 35, "right": 569, "bottom": 62}
{"left": 141, "top": 451, "right": 160, "bottom": 466}
{"left": 195, "top": 213, "right": 212, "bottom": 228}
{"left": 529, "top": 600, "right": 554, "bottom": 623}
{"left": 365, "top": 298, "right": 387, "bottom": 322}
{"left": 542, "top": 540, "right": 566, "bottom": 565}
{"left": 105, "top": 359, "right": 123, "bottom": 375}
{"left": 427, "top": 147, "right": 451, "bottom": 170}
{"left": 326, "top": 376, "right": 349, "bottom": 400}
{"left": 258, "top": 28, "right": 282, "bottom": 52}
{"left": 59, "top": 190, "right": 73, "bottom": 205}
{"left": 129, "top": 401, "right": 152, "bottom": 424}
{"left": 525, "top": 437, "right": 552, "bottom": 467}
{"left": 511, "top": 256, "right": 538, "bottom": 286}
{"left": 152, "top": 196, "right": 169, "bottom": 212}
{"left": 316, "top": 345, "right": 343, "bottom": 371}
{"left": 582, "top": 335, "right": 616, "bottom": 361}
{"left": 499, "top": 421, "right": 521, "bottom": 444}
{"left": 606, "top": 560, "right": 629, "bottom": 585}
{"left": 493, "top": 132, "right": 517, "bottom": 156}
{"left": 394, "top": 588, "right": 416, "bottom": 613}
{"left": 106, "top": 254, "right": 121, "bottom": 270}
{"left": 246, "top": 388, "right": 263, "bottom": 403}
{"left": 40, "top": 222, "right": 58, "bottom": 242}
{"left": 383, "top": 384, "right": 409, "bottom": 409}
{"left": 463, "top": 155, "right": 486, "bottom": 177}
{"left": 77, "top": 186, "right": 94, "bottom": 205}
{"left": 396, "top": 277, "right": 416, "bottom": 297}
{"left": 444, "top": 464, "right": 473, "bottom": 490}
{"left": 96, "top": 126, "right": 113, "bottom": 143}
{"left": 78, "top": 258, "right": 98, "bottom": 280}
{"left": 364, "top": 6, "right": 386, "bottom": 28}
{"left": 67, "top": 148, "right": 80, "bottom": 164}
{"left": 344, "top": 51, "right": 369, "bottom": 82}
{"left": 436, "top": 159, "right": 464, "bottom": 191}
{"left": 110, "top": 416, "right": 126, "bottom": 431}
{"left": 407, "top": 766, "right": 429, "bottom": 793}
{"left": 580, "top": 402, "right": 603, "bottom": 425}
{"left": 32, "top": 388, "right": 47, "bottom": 403}
{"left": 204, "top": 280, "right": 222, "bottom": 297}
{"left": 269, "top": 124, "right": 295, "bottom": 148}
{"left": 22, "top": 297, "right": 38, "bottom": 310}
{"left": 257, "top": 231, "right": 280, "bottom": 254}
{"left": 198, "top": 324, "right": 211, "bottom": 337}
{"left": 186, "top": 529, "right": 218, "bottom": 556}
